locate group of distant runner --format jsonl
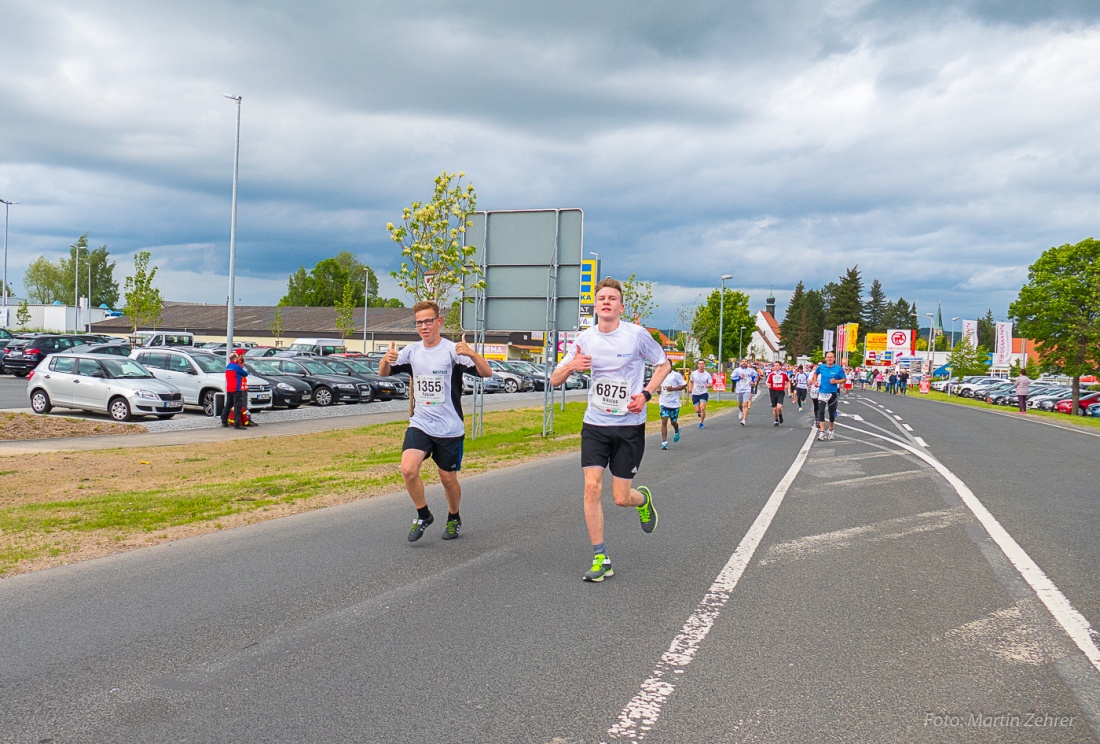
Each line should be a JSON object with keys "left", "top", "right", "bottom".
{"left": 380, "top": 276, "right": 914, "bottom": 582}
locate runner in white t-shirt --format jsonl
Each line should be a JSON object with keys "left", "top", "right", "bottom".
{"left": 658, "top": 368, "right": 686, "bottom": 449}
{"left": 550, "top": 278, "right": 670, "bottom": 582}
{"left": 380, "top": 300, "right": 493, "bottom": 542}
{"left": 688, "top": 359, "right": 713, "bottom": 428}
{"left": 729, "top": 358, "right": 759, "bottom": 426}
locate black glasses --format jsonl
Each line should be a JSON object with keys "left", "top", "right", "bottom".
{"left": 414, "top": 317, "right": 439, "bottom": 327}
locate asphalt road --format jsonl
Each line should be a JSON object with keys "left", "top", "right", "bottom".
{"left": 2, "top": 393, "right": 1099, "bottom": 743}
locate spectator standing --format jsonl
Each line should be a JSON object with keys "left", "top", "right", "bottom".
{"left": 221, "top": 352, "right": 248, "bottom": 429}
{"left": 1015, "top": 370, "right": 1030, "bottom": 413}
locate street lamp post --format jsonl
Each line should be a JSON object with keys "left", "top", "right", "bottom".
{"left": 87, "top": 264, "right": 93, "bottom": 332}
{"left": 363, "top": 268, "right": 370, "bottom": 354}
{"left": 224, "top": 94, "right": 242, "bottom": 356}
{"left": 74, "top": 244, "right": 79, "bottom": 333}
{"left": 739, "top": 326, "right": 746, "bottom": 362}
{"left": 718, "top": 274, "right": 733, "bottom": 373}
{"left": 950, "top": 316, "right": 959, "bottom": 350}
{"left": 1, "top": 199, "right": 16, "bottom": 308}
{"left": 589, "top": 251, "right": 600, "bottom": 278}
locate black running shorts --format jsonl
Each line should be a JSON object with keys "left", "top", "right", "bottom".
{"left": 402, "top": 427, "right": 465, "bottom": 471}
{"left": 769, "top": 389, "right": 785, "bottom": 407}
{"left": 581, "top": 422, "right": 646, "bottom": 480}
{"left": 816, "top": 392, "right": 839, "bottom": 423}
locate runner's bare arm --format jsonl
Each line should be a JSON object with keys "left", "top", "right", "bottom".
{"left": 549, "top": 343, "right": 590, "bottom": 387}
{"left": 379, "top": 341, "right": 398, "bottom": 376}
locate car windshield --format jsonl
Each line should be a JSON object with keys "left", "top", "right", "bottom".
{"left": 320, "top": 359, "right": 352, "bottom": 373}
{"left": 344, "top": 360, "right": 375, "bottom": 375}
{"left": 301, "top": 361, "right": 334, "bottom": 375}
{"left": 249, "top": 360, "right": 280, "bottom": 376}
{"left": 102, "top": 358, "right": 154, "bottom": 379}
{"left": 191, "top": 354, "right": 227, "bottom": 373}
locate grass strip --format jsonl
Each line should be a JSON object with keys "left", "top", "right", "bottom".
{"left": 0, "top": 399, "right": 734, "bottom": 576}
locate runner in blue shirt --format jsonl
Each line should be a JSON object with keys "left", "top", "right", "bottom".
{"left": 811, "top": 350, "right": 846, "bottom": 441}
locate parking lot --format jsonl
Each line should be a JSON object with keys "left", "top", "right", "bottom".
{"left": 0, "top": 374, "right": 568, "bottom": 433}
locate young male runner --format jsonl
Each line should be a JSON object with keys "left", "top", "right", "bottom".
{"left": 550, "top": 278, "right": 670, "bottom": 582}
{"left": 658, "top": 366, "right": 687, "bottom": 449}
{"left": 688, "top": 359, "right": 713, "bottom": 428}
{"left": 792, "top": 365, "right": 809, "bottom": 411}
{"left": 730, "top": 358, "right": 758, "bottom": 426}
{"left": 812, "top": 351, "right": 847, "bottom": 441}
{"left": 765, "top": 362, "right": 789, "bottom": 426}
{"left": 380, "top": 301, "right": 494, "bottom": 541}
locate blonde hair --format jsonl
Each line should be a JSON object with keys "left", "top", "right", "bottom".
{"left": 593, "top": 277, "right": 623, "bottom": 300}
{"left": 412, "top": 300, "right": 440, "bottom": 317}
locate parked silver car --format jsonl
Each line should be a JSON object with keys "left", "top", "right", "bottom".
{"left": 130, "top": 347, "right": 274, "bottom": 415}
{"left": 27, "top": 353, "right": 185, "bottom": 421}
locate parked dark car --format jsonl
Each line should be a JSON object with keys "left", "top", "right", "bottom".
{"left": 78, "top": 343, "right": 133, "bottom": 357}
{"left": 264, "top": 358, "right": 364, "bottom": 406}
{"left": 1055, "top": 391, "right": 1100, "bottom": 415}
{"left": 330, "top": 358, "right": 409, "bottom": 400}
{"left": 243, "top": 359, "right": 314, "bottom": 408}
{"left": 2, "top": 334, "right": 89, "bottom": 377}
{"left": 310, "top": 357, "right": 397, "bottom": 403}
{"left": 346, "top": 355, "right": 411, "bottom": 387}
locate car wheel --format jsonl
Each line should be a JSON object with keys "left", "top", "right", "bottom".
{"left": 504, "top": 379, "right": 518, "bottom": 393}
{"left": 30, "top": 389, "right": 52, "bottom": 414}
{"left": 360, "top": 385, "right": 374, "bottom": 403}
{"left": 156, "top": 414, "right": 176, "bottom": 420}
{"left": 201, "top": 389, "right": 219, "bottom": 417}
{"left": 313, "top": 386, "right": 334, "bottom": 406}
{"left": 109, "top": 397, "right": 133, "bottom": 422}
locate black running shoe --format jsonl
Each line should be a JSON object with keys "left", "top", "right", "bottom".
{"left": 408, "top": 514, "right": 434, "bottom": 542}
{"left": 442, "top": 517, "right": 461, "bottom": 540}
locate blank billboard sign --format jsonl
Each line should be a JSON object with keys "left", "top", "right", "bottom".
{"left": 461, "top": 209, "right": 583, "bottom": 332}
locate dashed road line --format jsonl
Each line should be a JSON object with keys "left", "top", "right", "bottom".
{"left": 603, "top": 428, "right": 817, "bottom": 742}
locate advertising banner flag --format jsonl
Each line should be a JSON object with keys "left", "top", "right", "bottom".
{"left": 994, "top": 321, "right": 1013, "bottom": 367}
{"left": 865, "top": 333, "right": 887, "bottom": 352}
{"left": 713, "top": 372, "right": 727, "bottom": 392}
{"left": 886, "top": 329, "right": 915, "bottom": 356}
{"left": 962, "top": 320, "right": 978, "bottom": 349}
{"left": 823, "top": 329, "right": 834, "bottom": 352}
{"left": 846, "top": 323, "right": 860, "bottom": 352}
{"left": 836, "top": 325, "right": 846, "bottom": 355}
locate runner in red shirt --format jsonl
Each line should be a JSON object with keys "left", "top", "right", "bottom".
{"left": 765, "top": 362, "right": 790, "bottom": 426}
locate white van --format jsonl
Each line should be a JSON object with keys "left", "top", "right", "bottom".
{"left": 287, "top": 338, "right": 347, "bottom": 356}
{"left": 131, "top": 330, "right": 195, "bottom": 348}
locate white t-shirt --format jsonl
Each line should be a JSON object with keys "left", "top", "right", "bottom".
{"left": 730, "top": 366, "right": 757, "bottom": 393}
{"left": 391, "top": 338, "right": 476, "bottom": 438}
{"left": 658, "top": 371, "right": 686, "bottom": 408}
{"left": 556, "top": 320, "right": 667, "bottom": 426}
{"left": 689, "top": 370, "right": 712, "bottom": 395}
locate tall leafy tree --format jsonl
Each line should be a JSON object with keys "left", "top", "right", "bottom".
{"left": 122, "top": 251, "right": 164, "bottom": 333}
{"left": 863, "top": 278, "right": 887, "bottom": 333}
{"left": 1010, "top": 237, "right": 1100, "bottom": 411}
{"left": 334, "top": 282, "right": 357, "bottom": 339}
{"left": 691, "top": 287, "right": 753, "bottom": 365}
{"left": 779, "top": 281, "right": 806, "bottom": 351}
{"left": 947, "top": 337, "right": 990, "bottom": 377}
{"left": 781, "top": 281, "right": 825, "bottom": 359}
{"left": 824, "top": 265, "right": 864, "bottom": 329}
{"left": 21, "top": 234, "right": 119, "bottom": 307}
{"left": 977, "top": 309, "right": 996, "bottom": 350}
{"left": 883, "top": 297, "right": 917, "bottom": 329}
{"left": 387, "top": 170, "right": 483, "bottom": 307}
{"left": 279, "top": 252, "right": 399, "bottom": 308}
{"left": 621, "top": 273, "right": 657, "bottom": 325}
{"left": 23, "top": 256, "right": 66, "bottom": 303}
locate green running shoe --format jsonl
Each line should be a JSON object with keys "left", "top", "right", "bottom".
{"left": 636, "top": 486, "right": 657, "bottom": 533}
{"left": 583, "top": 553, "right": 614, "bottom": 582}
{"left": 408, "top": 514, "right": 434, "bottom": 542}
{"left": 442, "top": 517, "right": 461, "bottom": 540}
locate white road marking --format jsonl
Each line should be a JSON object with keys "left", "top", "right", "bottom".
{"left": 893, "top": 415, "right": 903, "bottom": 420}
{"left": 760, "top": 508, "right": 971, "bottom": 565}
{"left": 903, "top": 424, "right": 913, "bottom": 432}
{"left": 837, "top": 412, "right": 864, "bottom": 421}
{"left": 914, "top": 436, "right": 928, "bottom": 447}
{"left": 603, "top": 429, "right": 817, "bottom": 742}
{"left": 885, "top": 409, "right": 894, "bottom": 414}
{"left": 837, "top": 421, "right": 1100, "bottom": 676}
{"left": 817, "top": 469, "right": 928, "bottom": 489}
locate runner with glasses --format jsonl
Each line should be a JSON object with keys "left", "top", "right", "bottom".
{"left": 380, "top": 301, "right": 494, "bottom": 542}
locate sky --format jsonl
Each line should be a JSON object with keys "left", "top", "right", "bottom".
{"left": 2, "top": 0, "right": 1099, "bottom": 330}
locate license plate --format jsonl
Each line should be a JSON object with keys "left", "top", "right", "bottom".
{"left": 162, "top": 403, "right": 183, "bottom": 410}
{"left": 255, "top": 394, "right": 271, "bottom": 401}
{"left": 302, "top": 393, "right": 312, "bottom": 400}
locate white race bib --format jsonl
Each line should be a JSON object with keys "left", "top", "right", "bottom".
{"left": 414, "top": 374, "right": 446, "bottom": 405}
{"left": 591, "top": 377, "right": 631, "bottom": 415}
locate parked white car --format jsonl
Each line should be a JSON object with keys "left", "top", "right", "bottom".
{"left": 27, "top": 353, "right": 185, "bottom": 421}
{"left": 130, "top": 347, "right": 273, "bottom": 415}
